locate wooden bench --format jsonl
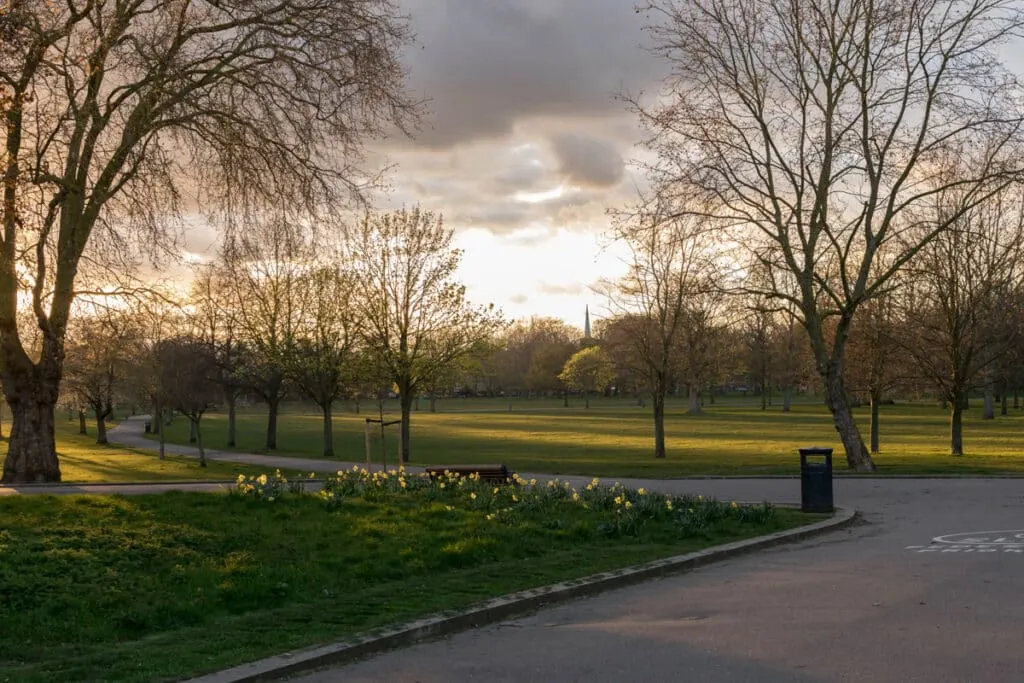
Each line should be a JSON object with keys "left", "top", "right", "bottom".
{"left": 424, "top": 464, "right": 513, "bottom": 484}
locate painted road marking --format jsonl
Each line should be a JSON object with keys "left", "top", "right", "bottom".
{"left": 906, "top": 530, "right": 1024, "bottom": 554}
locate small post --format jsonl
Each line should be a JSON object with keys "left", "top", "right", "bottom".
{"left": 364, "top": 418, "right": 372, "bottom": 470}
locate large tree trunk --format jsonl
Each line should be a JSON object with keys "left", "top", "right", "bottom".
{"left": 322, "top": 402, "right": 334, "bottom": 458}
{"left": 950, "top": 399, "right": 965, "bottom": 456}
{"left": 151, "top": 401, "right": 161, "bottom": 436}
{"left": 783, "top": 385, "right": 792, "bottom": 412}
{"left": 266, "top": 395, "right": 281, "bottom": 450}
{"left": 982, "top": 383, "right": 995, "bottom": 420}
{"left": 822, "top": 367, "right": 876, "bottom": 471}
{"left": 585, "top": 392, "right": 590, "bottom": 409}
{"left": 78, "top": 409, "right": 87, "bottom": 435}
{"left": 869, "top": 389, "right": 881, "bottom": 455}
{"left": 1000, "top": 384, "right": 1008, "bottom": 416}
{"left": 688, "top": 384, "right": 700, "bottom": 414}
{"left": 2, "top": 396, "right": 61, "bottom": 483}
{"left": 227, "top": 394, "right": 237, "bottom": 447}
{"left": 429, "top": 394, "right": 437, "bottom": 413}
{"left": 399, "top": 392, "right": 412, "bottom": 464}
{"left": 652, "top": 389, "right": 666, "bottom": 459}
{"left": 95, "top": 411, "right": 108, "bottom": 445}
{"left": 188, "top": 419, "right": 198, "bottom": 443}
{"left": 563, "top": 390, "right": 569, "bottom": 408}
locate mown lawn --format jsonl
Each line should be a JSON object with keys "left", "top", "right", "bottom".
{"left": 0, "top": 477, "right": 816, "bottom": 682}
{"left": 152, "top": 399, "right": 1024, "bottom": 476}
{"left": 0, "top": 419, "right": 284, "bottom": 484}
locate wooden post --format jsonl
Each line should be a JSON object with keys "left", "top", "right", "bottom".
{"left": 364, "top": 419, "right": 372, "bottom": 470}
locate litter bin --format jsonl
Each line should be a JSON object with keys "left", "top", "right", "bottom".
{"left": 799, "top": 447, "right": 834, "bottom": 513}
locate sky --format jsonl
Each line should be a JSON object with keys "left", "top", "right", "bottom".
{"left": 368, "top": 0, "right": 664, "bottom": 328}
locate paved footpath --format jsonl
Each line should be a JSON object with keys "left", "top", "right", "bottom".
{"left": 5, "top": 419, "right": 1024, "bottom": 681}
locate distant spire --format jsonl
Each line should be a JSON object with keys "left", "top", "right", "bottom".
{"left": 584, "top": 305, "right": 591, "bottom": 339}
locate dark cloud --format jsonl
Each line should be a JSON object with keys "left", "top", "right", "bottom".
{"left": 400, "top": 0, "right": 656, "bottom": 148}
{"left": 550, "top": 134, "right": 624, "bottom": 187}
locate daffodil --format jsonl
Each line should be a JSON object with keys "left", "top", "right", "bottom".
{"left": 624, "top": 501, "right": 633, "bottom": 509}
{"left": 470, "top": 492, "right": 477, "bottom": 500}
{"left": 638, "top": 488, "right": 647, "bottom": 496}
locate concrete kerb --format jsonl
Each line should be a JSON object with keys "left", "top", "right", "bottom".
{"left": 185, "top": 506, "right": 857, "bottom": 683}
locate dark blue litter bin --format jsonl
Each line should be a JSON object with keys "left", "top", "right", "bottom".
{"left": 799, "top": 447, "right": 834, "bottom": 513}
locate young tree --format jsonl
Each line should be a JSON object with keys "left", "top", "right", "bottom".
{"left": 0, "top": 0, "right": 416, "bottom": 482}
{"left": 223, "top": 220, "right": 308, "bottom": 451}
{"left": 190, "top": 266, "right": 244, "bottom": 448}
{"left": 158, "top": 337, "right": 219, "bottom": 466}
{"left": 286, "top": 264, "right": 359, "bottom": 458}
{"left": 63, "top": 309, "right": 136, "bottom": 444}
{"left": 559, "top": 346, "right": 616, "bottom": 409}
{"left": 635, "top": 0, "right": 1024, "bottom": 470}
{"left": 606, "top": 204, "right": 714, "bottom": 456}
{"left": 353, "top": 207, "right": 504, "bottom": 463}
{"left": 899, "top": 189, "right": 1024, "bottom": 455}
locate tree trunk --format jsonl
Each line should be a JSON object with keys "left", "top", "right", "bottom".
{"left": 194, "top": 418, "right": 207, "bottom": 467}
{"left": 227, "top": 394, "right": 237, "bottom": 447}
{"left": 429, "top": 395, "right": 436, "bottom": 413}
{"left": 78, "top": 410, "right": 87, "bottom": 435}
{"left": 950, "top": 401, "right": 964, "bottom": 456}
{"left": 188, "top": 419, "right": 198, "bottom": 443}
{"left": 783, "top": 385, "right": 792, "bottom": 412}
{"left": 399, "top": 393, "right": 412, "bottom": 464}
{"left": 563, "top": 390, "right": 569, "bottom": 408}
{"left": 151, "top": 401, "right": 161, "bottom": 435}
{"left": 982, "top": 384, "right": 994, "bottom": 420}
{"left": 266, "top": 396, "right": 280, "bottom": 450}
{"left": 869, "top": 389, "right": 881, "bottom": 455}
{"left": 354, "top": 398, "right": 360, "bottom": 414}
{"left": 322, "top": 402, "right": 334, "bottom": 458}
{"left": 96, "top": 413, "right": 108, "bottom": 445}
{"left": 1000, "top": 387, "right": 1008, "bottom": 416}
{"left": 652, "top": 390, "right": 666, "bottom": 459}
{"left": 159, "top": 415, "right": 166, "bottom": 460}
{"left": 1014, "top": 389, "right": 1019, "bottom": 409}
{"left": 1, "top": 397, "right": 61, "bottom": 483}
{"left": 822, "top": 367, "right": 876, "bottom": 471}
{"left": 688, "top": 384, "right": 700, "bottom": 414}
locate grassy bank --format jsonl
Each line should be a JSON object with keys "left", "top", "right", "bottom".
{"left": 0, "top": 473, "right": 816, "bottom": 681}
{"left": 151, "top": 400, "right": 1024, "bottom": 476}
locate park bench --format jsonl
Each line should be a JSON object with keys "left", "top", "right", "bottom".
{"left": 424, "top": 464, "right": 513, "bottom": 484}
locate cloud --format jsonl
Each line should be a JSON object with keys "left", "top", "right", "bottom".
{"left": 550, "top": 134, "right": 624, "bottom": 187}
{"left": 537, "top": 281, "right": 586, "bottom": 296}
{"left": 399, "top": 0, "right": 657, "bottom": 149}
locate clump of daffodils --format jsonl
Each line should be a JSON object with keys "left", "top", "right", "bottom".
{"left": 228, "top": 466, "right": 777, "bottom": 538}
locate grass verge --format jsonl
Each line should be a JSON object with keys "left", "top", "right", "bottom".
{"left": 0, "top": 472, "right": 819, "bottom": 682}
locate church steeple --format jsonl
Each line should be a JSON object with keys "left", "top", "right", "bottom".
{"left": 584, "top": 305, "right": 591, "bottom": 339}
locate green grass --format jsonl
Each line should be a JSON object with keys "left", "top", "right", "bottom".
{"left": 0, "top": 481, "right": 816, "bottom": 682}
{"left": 152, "top": 398, "right": 1024, "bottom": 476}
{"left": 0, "top": 419, "right": 287, "bottom": 484}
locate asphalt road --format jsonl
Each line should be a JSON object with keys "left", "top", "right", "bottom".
{"left": 292, "top": 478, "right": 1024, "bottom": 683}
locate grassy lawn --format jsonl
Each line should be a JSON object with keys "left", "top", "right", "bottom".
{"left": 0, "top": 476, "right": 818, "bottom": 682}
{"left": 0, "top": 419, "right": 285, "bottom": 484}
{"left": 152, "top": 399, "right": 1024, "bottom": 477}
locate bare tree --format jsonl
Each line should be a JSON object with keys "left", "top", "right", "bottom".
{"left": 63, "top": 308, "right": 136, "bottom": 444}
{"left": 223, "top": 219, "right": 309, "bottom": 451}
{"left": 0, "top": 0, "right": 416, "bottom": 482}
{"left": 636, "top": 0, "right": 1024, "bottom": 470}
{"left": 286, "top": 264, "right": 359, "bottom": 458}
{"left": 352, "top": 207, "right": 504, "bottom": 463}
{"left": 898, "top": 188, "right": 1024, "bottom": 455}
{"left": 606, "top": 204, "right": 713, "bottom": 457}
{"left": 190, "top": 265, "right": 244, "bottom": 448}
{"left": 158, "top": 337, "right": 219, "bottom": 466}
